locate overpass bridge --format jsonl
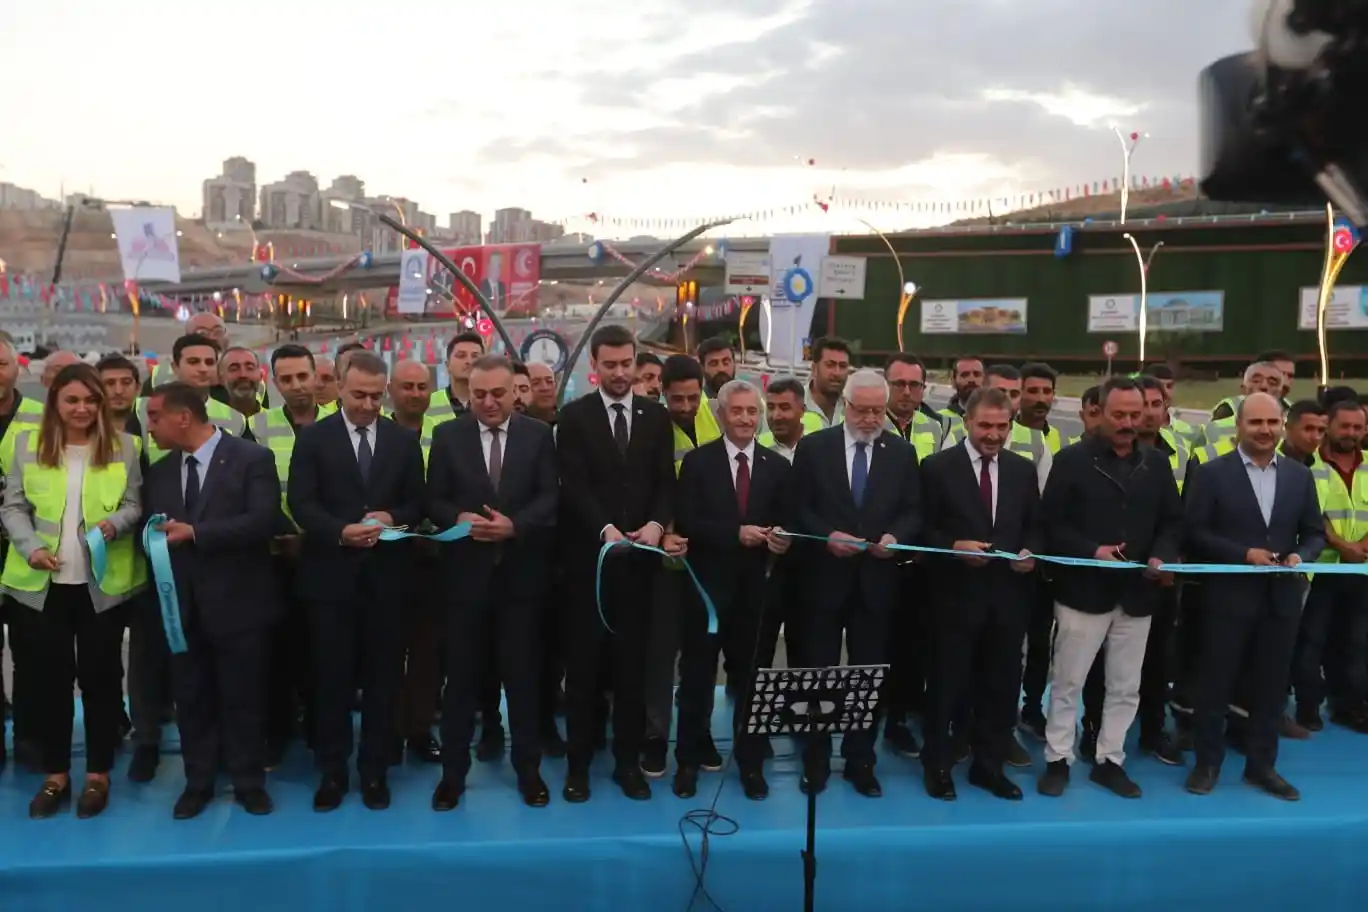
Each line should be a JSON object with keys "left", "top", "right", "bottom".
{"left": 142, "top": 237, "right": 771, "bottom": 299}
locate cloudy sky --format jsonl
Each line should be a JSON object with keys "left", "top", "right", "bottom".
{"left": 2, "top": 0, "right": 1253, "bottom": 234}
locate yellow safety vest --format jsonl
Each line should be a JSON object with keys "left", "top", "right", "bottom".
{"left": 1157, "top": 427, "right": 1189, "bottom": 492}
{"left": 1169, "top": 415, "right": 1204, "bottom": 449}
{"left": 0, "top": 397, "right": 45, "bottom": 476}
{"left": 136, "top": 396, "right": 247, "bottom": 464}
{"left": 150, "top": 363, "right": 268, "bottom": 405}
{"left": 384, "top": 411, "right": 437, "bottom": 469}
{"left": 1193, "top": 438, "right": 1237, "bottom": 465}
{"left": 426, "top": 389, "right": 468, "bottom": 426}
{"left": 946, "top": 421, "right": 1058, "bottom": 462}
{"left": 1312, "top": 455, "right": 1368, "bottom": 564}
{"left": 672, "top": 396, "right": 723, "bottom": 475}
{"left": 885, "top": 412, "right": 941, "bottom": 461}
{"left": 0, "top": 431, "right": 144, "bottom": 596}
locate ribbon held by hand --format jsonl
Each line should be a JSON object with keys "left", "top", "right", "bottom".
{"left": 596, "top": 539, "right": 717, "bottom": 636}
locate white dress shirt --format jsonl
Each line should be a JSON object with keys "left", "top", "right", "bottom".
{"left": 182, "top": 429, "right": 222, "bottom": 497}
{"left": 723, "top": 437, "right": 756, "bottom": 487}
{"left": 600, "top": 389, "right": 632, "bottom": 439}
{"left": 1238, "top": 445, "right": 1279, "bottom": 526}
{"left": 480, "top": 417, "right": 512, "bottom": 471}
{"left": 963, "top": 439, "right": 999, "bottom": 523}
{"left": 842, "top": 426, "right": 876, "bottom": 485}
{"left": 343, "top": 416, "right": 377, "bottom": 459}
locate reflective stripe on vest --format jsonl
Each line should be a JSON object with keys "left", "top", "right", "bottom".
{"left": 672, "top": 396, "right": 723, "bottom": 474}
{"left": 1194, "top": 439, "right": 1237, "bottom": 464}
{"left": 0, "top": 430, "right": 143, "bottom": 595}
{"left": 1159, "top": 428, "right": 1188, "bottom": 491}
{"left": 426, "top": 389, "right": 468, "bottom": 425}
{"left": 1007, "top": 424, "right": 1046, "bottom": 462}
{"left": 0, "top": 397, "right": 45, "bottom": 475}
{"left": 1316, "top": 459, "right": 1368, "bottom": 563}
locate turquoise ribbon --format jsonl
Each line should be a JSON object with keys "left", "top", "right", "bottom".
{"left": 85, "top": 527, "right": 108, "bottom": 585}
{"left": 596, "top": 540, "right": 717, "bottom": 635}
{"left": 141, "top": 514, "right": 189, "bottom": 655}
{"left": 774, "top": 531, "right": 1368, "bottom": 575}
{"left": 361, "top": 518, "right": 472, "bottom": 541}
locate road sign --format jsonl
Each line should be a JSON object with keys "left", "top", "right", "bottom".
{"left": 519, "top": 328, "right": 569, "bottom": 373}
{"left": 1102, "top": 340, "right": 1118, "bottom": 357}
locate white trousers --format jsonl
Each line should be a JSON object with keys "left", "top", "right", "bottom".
{"left": 1043, "top": 603, "right": 1152, "bottom": 767}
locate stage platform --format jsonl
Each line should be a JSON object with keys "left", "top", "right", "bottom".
{"left": 3, "top": 692, "right": 1368, "bottom": 912}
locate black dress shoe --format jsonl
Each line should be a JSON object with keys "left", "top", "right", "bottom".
{"left": 76, "top": 779, "right": 111, "bottom": 819}
{"left": 362, "top": 778, "right": 391, "bottom": 810}
{"left": 517, "top": 769, "right": 550, "bottom": 807}
{"left": 1090, "top": 760, "right": 1142, "bottom": 798}
{"left": 127, "top": 745, "right": 161, "bottom": 783}
{"left": 673, "top": 766, "right": 699, "bottom": 799}
{"left": 313, "top": 775, "right": 348, "bottom": 812}
{"left": 1005, "top": 737, "right": 1032, "bottom": 769}
{"left": 475, "top": 728, "right": 506, "bottom": 763}
{"left": 799, "top": 761, "right": 831, "bottom": 795}
{"left": 968, "top": 764, "right": 1022, "bottom": 800}
{"left": 843, "top": 763, "right": 882, "bottom": 797}
{"left": 1037, "top": 759, "right": 1070, "bottom": 797}
{"left": 432, "top": 777, "right": 466, "bottom": 811}
{"left": 1185, "top": 765, "right": 1219, "bottom": 795}
{"left": 30, "top": 779, "right": 72, "bottom": 819}
{"left": 613, "top": 765, "right": 652, "bottom": 800}
{"left": 408, "top": 733, "right": 442, "bottom": 764}
{"left": 173, "top": 787, "right": 213, "bottom": 820}
{"left": 699, "top": 734, "right": 724, "bottom": 772}
{"left": 739, "top": 769, "right": 769, "bottom": 801}
{"left": 639, "top": 738, "right": 668, "bottom": 778}
{"left": 234, "top": 787, "right": 274, "bottom": 815}
{"left": 923, "top": 768, "right": 957, "bottom": 801}
{"left": 1244, "top": 768, "right": 1300, "bottom": 801}
{"left": 563, "top": 769, "right": 591, "bottom": 803}
{"left": 883, "top": 722, "right": 921, "bottom": 759}
{"left": 1139, "top": 732, "right": 1186, "bottom": 767}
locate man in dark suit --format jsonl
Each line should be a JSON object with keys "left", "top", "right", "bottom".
{"left": 555, "top": 324, "right": 675, "bottom": 802}
{"left": 1036, "top": 377, "right": 1183, "bottom": 800}
{"left": 427, "top": 355, "right": 558, "bottom": 810}
{"left": 919, "top": 387, "right": 1040, "bottom": 801}
{"left": 673, "top": 379, "right": 792, "bottom": 801}
{"left": 287, "top": 350, "right": 426, "bottom": 811}
{"left": 142, "top": 382, "right": 280, "bottom": 819}
{"left": 789, "top": 368, "right": 921, "bottom": 797}
{"left": 1184, "top": 392, "right": 1325, "bottom": 800}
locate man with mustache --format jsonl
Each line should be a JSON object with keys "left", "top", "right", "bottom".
{"left": 632, "top": 352, "right": 662, "bottom": 400}
{"left": 696, "top": 337, "right": 736, "bottom": 399}
{"left": 1036, "top": 377, "right": 1183, "bottom": 800}
{"left": 1184, "top": 393, "right": 1325, "bottom": 800}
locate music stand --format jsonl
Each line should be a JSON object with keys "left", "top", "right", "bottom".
{"left": 747, "top": 664, "right": 887, "bottom": 912}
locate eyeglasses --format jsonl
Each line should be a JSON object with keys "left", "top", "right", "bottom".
{"left": 888, "top": 380, "right": 924, "bottom": 391}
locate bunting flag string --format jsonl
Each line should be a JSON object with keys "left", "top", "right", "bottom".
{"left": 562, "top": 174, "right": 1199, "bottom": 233}
{"left": 586, "top": 240, "right": 715, "bottom": 283}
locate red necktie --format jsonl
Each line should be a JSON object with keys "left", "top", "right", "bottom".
{"left": 735, "top": 452, "right": 750, "bottom": 516}
{"left": 979, "top": 455, "right": 994, "bottom": 519}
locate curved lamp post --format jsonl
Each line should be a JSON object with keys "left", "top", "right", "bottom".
{"left": 556, "top": 218, "right": 734, "bottom": 404}
{"left": 1125, "top": 235, "right": 1164, "bottom": 366}
{"left": 1315, "top": 203, "right": 1361, "bottom": 386}
{"left": 374, "top": 212, "right": 518, "bottom": 356}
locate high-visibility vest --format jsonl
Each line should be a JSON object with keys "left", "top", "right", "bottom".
{"left": 672, "top": 395, "right": 723, "bottom": 475}
{"left": 945, "top": 421, "right": 1060, "bottom": 461}
{"left": 0, "top": 430, "right": 144, "bottom": 596}
{"left": 1193, "top": 437, "right": 1237, "bottom": 465}
{"left": 1313, "top": 455, "right": 1368, "bottom": 564}
{"left": 886, "top": 412, "right": 941, "bottom": 461}
{"left": 1204, "top": 396, "right": 1246, "bottom": 447}
{"left": 384, "top": 411, "right": 437, "bottom": 469}
{"left": 248, "top": 407, "right": 306, "bottom": 524}
{"left": 319, "top": 400, "right": 339, "bottom": 417}
{"left": 427, "top": 389, "right": 469, "bottom": 425}
{"left": 136, "top": 396, "right": 247, "bottom": 464}
{"left": 150, "top": 363, "right": 268, "bottom": 405}
{"left": 1169, "top": 415, "right": 1204, "bottom": 449}
{"left": 1158, "top": 427, "right": 1189, "bottom": 492}
{"left": 938, "top": 408, "right": 964, "bottom": 442}
{"left": 0, "top": 396, "right": 45, "bottom": 476}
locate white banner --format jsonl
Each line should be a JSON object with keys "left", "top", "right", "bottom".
{"left": 109, "top": 207, "right": 181, "bottom": 283}
{"left": 1087, "top": 291, "right": 1225, "bottom": 332}
{"left": 1087, "top": 295, "right": 1138, "bottom": 332}
{"left": 723, "top": 250, "right": 770, "bottom": 295}
{"left": 396, "top": 249, "right": 430, "bottom": 315}
{"left": 759, "top": 234, "right": 830, "bottom": 366}
{"left": 1298, "top": 285, "right": 1368, "bottom": 330}
{"left": 819, "top": 255, "right": 867, "bottom": 299}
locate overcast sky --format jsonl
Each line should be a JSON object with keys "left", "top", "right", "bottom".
{"left": 1, "top": 0, "right": 1253, "bottom": 234}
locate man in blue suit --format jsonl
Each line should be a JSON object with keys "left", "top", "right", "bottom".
{"left": 1183, "top": 392, "right": 1326, "bottom": 800}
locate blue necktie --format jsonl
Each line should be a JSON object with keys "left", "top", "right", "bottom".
{"left": 851, "top": 441, "right": 868, "bottom": 508}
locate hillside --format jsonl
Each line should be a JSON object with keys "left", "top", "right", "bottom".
{"left": 951, "top": 184, "right": 1204, "bottom": 227}
{"left": 0, "top": 210, "right": 361, "bottom": 282}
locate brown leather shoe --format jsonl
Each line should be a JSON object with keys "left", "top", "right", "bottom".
{"left": 30, "top": 779, "right": 71, "bottom": 819}
{"left": 76, "top": 778, "right": 110, "bottom": 819}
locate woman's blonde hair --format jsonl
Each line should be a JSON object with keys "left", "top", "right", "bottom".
{"left": 37, "top": 363, "right": 120, "bottom": 469}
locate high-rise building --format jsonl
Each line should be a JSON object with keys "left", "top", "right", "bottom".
{"left": 448, "top": 210, "right": 483, "bottom": 244}
{"left": 202, "top": 157, "right": 257, "bottom": 228}
{"left": 321, "top": 175, "right": 368, "bottom": 234}
{"left": 259, "top": 170, "right": 321, "bottom": 230}
{"left": 489, "top": 207, "right": 564, "bottom": 244}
